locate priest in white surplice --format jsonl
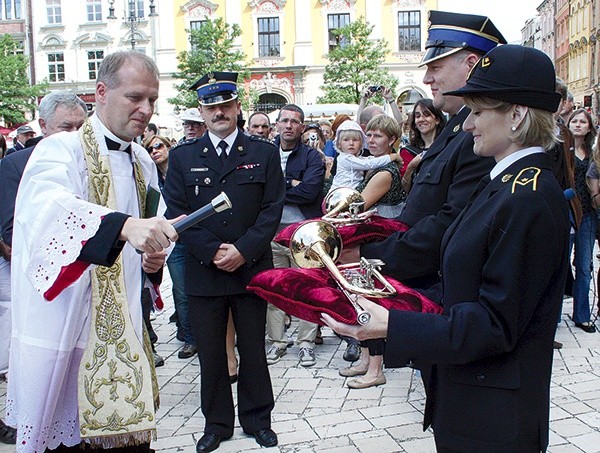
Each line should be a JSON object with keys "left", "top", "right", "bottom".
{"left": 6, "top": 51, "right": 179, "bottom": 453}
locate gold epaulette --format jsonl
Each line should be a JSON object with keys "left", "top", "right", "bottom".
{"left": 511, "top": 167, "right": 541, "bottom": 193}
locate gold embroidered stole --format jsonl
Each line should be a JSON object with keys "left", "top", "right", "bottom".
{"left": 77, "top": 118, "right": 157, "bottom": 447}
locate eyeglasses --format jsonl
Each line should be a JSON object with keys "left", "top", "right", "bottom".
{"left": 277, "top": 118, "right": 302, "bottom": 126}
{"left": 183, "top": 122, "right": 203, "bottom": 128}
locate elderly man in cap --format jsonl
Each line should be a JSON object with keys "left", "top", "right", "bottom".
{"left": 164, "top": 72, "right": 284, "bottom": 452}
{"left": 343, "top": 11, "right": 505, "bottom": 297}
{"left": 5, "top": 125, "right": 36, "bottom": 156}
{"left": 180, "top": 107, "right": 207, "bottom": 142}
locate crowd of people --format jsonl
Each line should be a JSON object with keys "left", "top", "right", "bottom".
{"left": 0, "top": 8, "right": 599, "bottom": 453}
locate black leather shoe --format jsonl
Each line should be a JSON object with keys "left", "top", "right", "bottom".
{"left": 244, "top": 428, "right": 278, "bottom": 447}
{"left": 343, "top": 341, "right": 360, "bottom": 362}
{"left": 575, "top": 322, "right": 596, "bottom": 333}
{"left": 196, "top": 433, "right": 226, "bottom": 452}
{"left": 0, "top": 419, "right": 16, "bottom": 445}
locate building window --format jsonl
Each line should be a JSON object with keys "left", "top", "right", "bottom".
{"left": 189, "top": 20, "right": 207, "bottom": 52}
{"left": 46, "top": 0, "right": 61, "bottom": 24}
{"left": 128, "top": 0, "right": 144, "bottom": 19}
{"left": 328, "top": 13, "right": 350, "bottom": 52}
{"left": 87, "top": 0, "right": 101, "bottom": 22}
{"left": 398, "top": 11, "right": 421, "bottom": 52}
{"left": 87, "top": 50, "right": 104, "bottom": 80}
{"left": 257, "top": 17, "right": 280, "bottom": 57}
{"left": 48, "top": 52, "right": 65, "bottom": 82}
{"left": 1, "top": 0, "right": 22, "bottom": 20}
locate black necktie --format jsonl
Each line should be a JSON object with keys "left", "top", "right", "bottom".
{"left": 218, "top": 140, "right": 228, "bottom": 163}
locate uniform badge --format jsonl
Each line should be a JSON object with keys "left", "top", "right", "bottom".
{"left": 453, "top": 124, "right": 461, "bottom": 133}
{"left": 501, "top": 174, "right": 512, "bottom": 183}
{"left": 203, "top": 147, "right": 208, "bottom": 153}
{"left": 204, "top": 177, "right": 211, "bottom": 184}
{"left": 481, "top": 56, "right": 492, "bottom": 68}
{"left": 238, "top": 146, "right": 243, "bottom": 152}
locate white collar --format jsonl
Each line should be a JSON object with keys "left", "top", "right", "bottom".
{"left": 95, "top": 115, "right": 132, "bottom": 151}
{"left": 208, "top": 130, "right": 238, "bottom": 154}
{"left": 490, "top": 147, "right": 544, "bottom": 180}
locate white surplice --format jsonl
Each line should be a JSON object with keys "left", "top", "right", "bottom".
{"left": 6, "top": 114, "right": 159, "bottom": 452}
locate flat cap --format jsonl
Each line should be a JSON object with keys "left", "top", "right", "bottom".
{"left": 16, "top": 125, "right": 35, "bottom": 135}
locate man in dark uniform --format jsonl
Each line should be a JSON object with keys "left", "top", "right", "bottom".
{"left": 163, "top": 72, "right": 285, "bottom": 453}
{"left": 344, "top": 11, "right": 506, "bottom": 296}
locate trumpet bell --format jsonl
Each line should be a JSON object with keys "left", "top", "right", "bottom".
{"left": 290, "top": 220, "right": 342, "bottom": 269}
{"left": 322, "top": 187, "right": 375, "bottom": 224}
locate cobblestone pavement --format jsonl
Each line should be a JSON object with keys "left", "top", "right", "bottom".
{"left": 1, "top": 287, "right": 599, "bottom": 452}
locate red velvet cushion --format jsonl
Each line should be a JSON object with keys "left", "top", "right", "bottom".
{"left": 247, "top": 267, "right": 442, "bottom": 326}
{"left": 274, "top": 215, "right": 409, "bottom": 248}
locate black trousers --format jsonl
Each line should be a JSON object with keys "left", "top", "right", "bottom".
{"left": 188, "top": 293, "right": 274, "bottom": 437}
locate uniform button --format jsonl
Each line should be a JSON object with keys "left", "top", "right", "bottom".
{"left": 249, "top": 175, "right": 254, "bottom": 180}
{"left": 476, "top": 373, "right": 485, "bottom": 382}
{"left": 221, "top": 179, "right": 226, "bottom": 184}
{"left": 222, "top": 221, "right": 228, "bottom": 226}
{"left": 425, "top": 172, "right": 431, "bottom": 178}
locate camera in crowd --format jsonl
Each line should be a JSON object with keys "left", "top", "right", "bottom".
{"left": 368, "top": 85, "right": 384, "bottom": 93}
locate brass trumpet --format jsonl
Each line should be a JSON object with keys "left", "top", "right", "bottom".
{"left": 289, "top": 220, "right": 397, "bottom": 325}
{"left": 322, "top": 187, "right": 376, "bottom": 225}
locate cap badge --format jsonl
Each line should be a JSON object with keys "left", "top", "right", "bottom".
{"left": 208, "top": 73, "right": 216, "bottom": 84}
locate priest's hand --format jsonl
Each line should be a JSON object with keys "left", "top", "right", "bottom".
{"left": 120, "top": 216, "right": 181, "bottom": 254}
{"left": 213, "top": 243, "right": 246, "bottom": 272}
{"left": 142, "top": 250, "right": 167, "bottom": 274}
{"left": 320, "top": 297, "right": 389, "bottom": 341}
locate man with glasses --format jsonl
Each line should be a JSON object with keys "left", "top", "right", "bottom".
{"left": 265, "top": 104, "right": 325, "bottom": 368}
{"left": 180, "top": 107, "right": 207, "bottom": 142}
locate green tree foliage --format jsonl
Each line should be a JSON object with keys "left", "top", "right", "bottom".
{"left": 0, "top": 34, "right": 48, "bottom": 126}
{"left": 169, "top": 18, "right": 256, "bottom": 112}
{"left": 318, "top": 17, "right": 397, "bottom": 105}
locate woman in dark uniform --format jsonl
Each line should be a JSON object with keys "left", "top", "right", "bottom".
{"left": 323, "top": 45, "right": 569, "bottom": 452}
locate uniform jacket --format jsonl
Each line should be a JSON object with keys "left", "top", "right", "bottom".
{"left": 384, "top": 153, "right": 569, "bottom": 452}
{"left": 273, "top": 136, "right": 325, "bottom": 220}
{"left": 164, "top": 131, "right": 285, "bottom": 296}
{"left": 361, "top": 107, "right": 495, "bottom": 285}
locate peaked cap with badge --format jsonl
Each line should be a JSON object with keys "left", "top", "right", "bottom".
{"left": 445, "top": 44, "right": 562, "bottom": 113}
{"left": 420, "top": 10, "right": 507, "bottom": 66}
{"left": 190, "top": 71, "right": 239, "bottom": 106}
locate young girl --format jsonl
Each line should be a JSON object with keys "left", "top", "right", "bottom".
{"left": 328, "top": 120, "right": 402, "bottom": 193}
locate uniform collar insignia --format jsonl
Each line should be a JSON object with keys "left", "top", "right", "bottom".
{"left": 501, "top": 174, "right": 512, "bottom": 183}
{"left": 202, "top": 147, "right": 208, "bottom": 153}
{"left": 453, "top": 124, "right": 461, "bottom": 133}
{"left": 237, "top": 146, "right": 244, "bottom": 152}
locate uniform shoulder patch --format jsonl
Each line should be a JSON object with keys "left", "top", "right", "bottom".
{"left": 175, "top": 137, "right": 200, "bottom": 149}
{"left": 511, "top": 167, "right": 541, "bottom": 194}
